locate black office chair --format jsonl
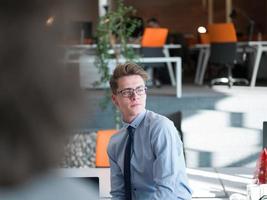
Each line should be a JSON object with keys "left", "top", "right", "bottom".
{"left": 166, "top": 111, "right": 186, "bottom": 162}
{"left": 209, "top": 42, "right": 249, "bottom": 87}
{"left": 141, "top": 28, "right": 168, "bottom": 87}
{"left": 166, "top": 111, "right": 183, "bottom": 142}
{"left": 208, "top": 23, "right": 249, "bottom": 87}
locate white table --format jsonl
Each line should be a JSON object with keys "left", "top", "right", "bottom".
{"left": 58, "top": 167, "right": 253, "bottom": 199}
{"left": 216, "top": 167, "right": 253, "bottom": 197}
{"left": 64, "top": 56, "right": 182, "bottom": 98}
{"left": 193, "top": 41, "right": 267, "bottom": 87}
{"left": 63, "top": 44, "right": 181, "bottom": 87}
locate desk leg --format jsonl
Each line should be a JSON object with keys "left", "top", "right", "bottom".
{"left": 163, "top": 48, "right": 176, "bottom": 86}
{"left": 176, "top": 58, "right": 182, "bottom": 98}
{"left": 195, "top": 48, "right": 205, "bottom": 84}
{"left": 199, "top": 48, "right": 210, "bottom": 85}
{"left": 250, "top": 45, "right": 262, "bottom": 87}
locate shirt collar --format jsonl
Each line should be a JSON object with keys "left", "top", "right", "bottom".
{"left": 122, "top": 109, "right": 146, "bottom": 129}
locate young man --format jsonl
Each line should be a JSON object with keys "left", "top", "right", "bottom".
{"left": 107, "top": 63, "right": 192, "bottom": 200}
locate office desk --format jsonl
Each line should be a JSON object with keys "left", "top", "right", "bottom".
{"left": 63, "top": 44, "right": 181, "bottom": 86}
{"left": 188, "top": 168, "right": 253, "bottom": 199}
{"left": 59, "top": 167, "right": 253, "bottom": 199}
{"left": 193, "top": 41, "right": 267, "bottom": 87}
{"left": 63, "top": 44, "right": 181, "bottom": 54}
{"left": 64, "top": 56, "right": 182, "bottom": 98}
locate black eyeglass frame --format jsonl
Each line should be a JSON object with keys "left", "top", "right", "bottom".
{"left": 117, "top": 86, "right": 147, "bottom": 98}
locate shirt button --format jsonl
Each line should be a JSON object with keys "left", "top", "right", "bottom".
{"left": 133, "top": 188, "right": 137, "bottom": 191}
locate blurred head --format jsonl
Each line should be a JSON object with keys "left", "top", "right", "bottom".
{"left": 0, "top": 0, "right": 85, "bottom": 187}
{"left": 110, "top": 63, "right": 148, "bottom": 123}
{"left": 147, "top": 17, "right": 160, "bottom": 28}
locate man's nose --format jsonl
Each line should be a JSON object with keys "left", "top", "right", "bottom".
{"left": 130, "top": 91, "right": 138, "bottom": 98}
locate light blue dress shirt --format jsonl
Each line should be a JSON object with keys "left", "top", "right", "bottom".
{"left": 107, "top": 110, "right": 192, "bottom": 200}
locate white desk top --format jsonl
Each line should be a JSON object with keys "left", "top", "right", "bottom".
{"left": 63, "top": 43, "right": 181, "bottom": 49}
{"left": 194, "top": 41, "right": 267, "bottom": 48}
{"left": 216, "top": 168, "right": 254, "bottom": 196}
{"left": 188, "top": 168, "right": 226, "bottom": 198}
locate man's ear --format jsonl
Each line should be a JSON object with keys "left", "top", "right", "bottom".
{"left": 112, "top": 94, "right": 118, "bottom": 107}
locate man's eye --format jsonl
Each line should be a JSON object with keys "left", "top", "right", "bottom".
{"left": 123, "top": 90, "right": 131, "bottom": 95}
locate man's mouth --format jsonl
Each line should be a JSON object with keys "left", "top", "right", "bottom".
{"left": 131, "top": 103, "right": 141, "bottom": 107}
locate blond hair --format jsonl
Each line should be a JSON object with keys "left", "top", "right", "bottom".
{"left": 109, "top": 62, "right": 148, "bottom": 94}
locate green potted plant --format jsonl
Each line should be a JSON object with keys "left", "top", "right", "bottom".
{"left": 95, "top": 0, "right": 141, "bottom": 129}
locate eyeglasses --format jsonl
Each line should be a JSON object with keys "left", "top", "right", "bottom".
{"left": 117, "top": 86, "right": 147, "bottom": 98}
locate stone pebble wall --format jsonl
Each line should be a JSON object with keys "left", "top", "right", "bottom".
{"left": 61, "top": 130, "right": 97, "bottom": 168}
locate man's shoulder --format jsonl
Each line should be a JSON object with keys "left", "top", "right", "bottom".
{"left": 145, "top": 110, "right": 164, "bottom": 120}
{"left": 145, "top": 110, "right": 172, "bottom": 126}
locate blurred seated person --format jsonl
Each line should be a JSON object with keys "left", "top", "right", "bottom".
{"left": 0, "top": 1, "right": 97, "bottom": 200}
{"left": 146, "top": 17, "right": 160, "bottom": 28}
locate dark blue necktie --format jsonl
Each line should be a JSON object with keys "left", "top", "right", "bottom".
{"left": 124, "top": 126, "right": 135, "bottom": 200}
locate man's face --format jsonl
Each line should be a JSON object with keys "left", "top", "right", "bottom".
{"left": 112, "top": 75, "right": 147, "bottom": 123}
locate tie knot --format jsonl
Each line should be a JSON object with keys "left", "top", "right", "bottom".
{"left": 127, "top": 126, "right": 135, "bottom": 137}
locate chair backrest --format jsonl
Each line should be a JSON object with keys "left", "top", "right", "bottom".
{"left": 208, "top": 23, "right": 237, "bottom": 43}
{"left": 166, "top": 111, "right": 186, "bottom": 162}
{"left": 208, "top": 23, "right": 237, "bottom": 64}
{"left": 95, "top": 129, "right": 118, "bottom": 167}
{"left": 141, "top": 28, "right": 168, "bottom": 69}
{"left": 141, "top": 28, "right": 168, "bottom": 47}
{"left": 166, "top": 111, "right": 183, "bottom": 142}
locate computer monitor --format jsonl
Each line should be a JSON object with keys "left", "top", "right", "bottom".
{"left": 57, "top": 168, "right": 110, "bottom": 199}
{"left": 68, "top": 177, "right": 99, "bottom": 199}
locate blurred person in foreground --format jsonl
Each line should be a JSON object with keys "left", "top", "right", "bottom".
{"left": 107, "top": 63, "right": 192, "bottom": 200}
{"left": 0, "top": 1, "right": 97, "bottom": 199}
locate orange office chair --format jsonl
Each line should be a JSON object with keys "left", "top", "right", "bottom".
{"left": 95, "top": 129, "right": 118, "bottom": 167}
{"left": 141, "top": 28, "right": 168, "bottom": 86}
{"left": 208, "top": 23, "right": 237, "bottom": 43}
{"left": 208, "top": 23, "right": 248, "bottom": 87}
{"left": 141, "top": 28, "right": 168, "bottom": 47}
